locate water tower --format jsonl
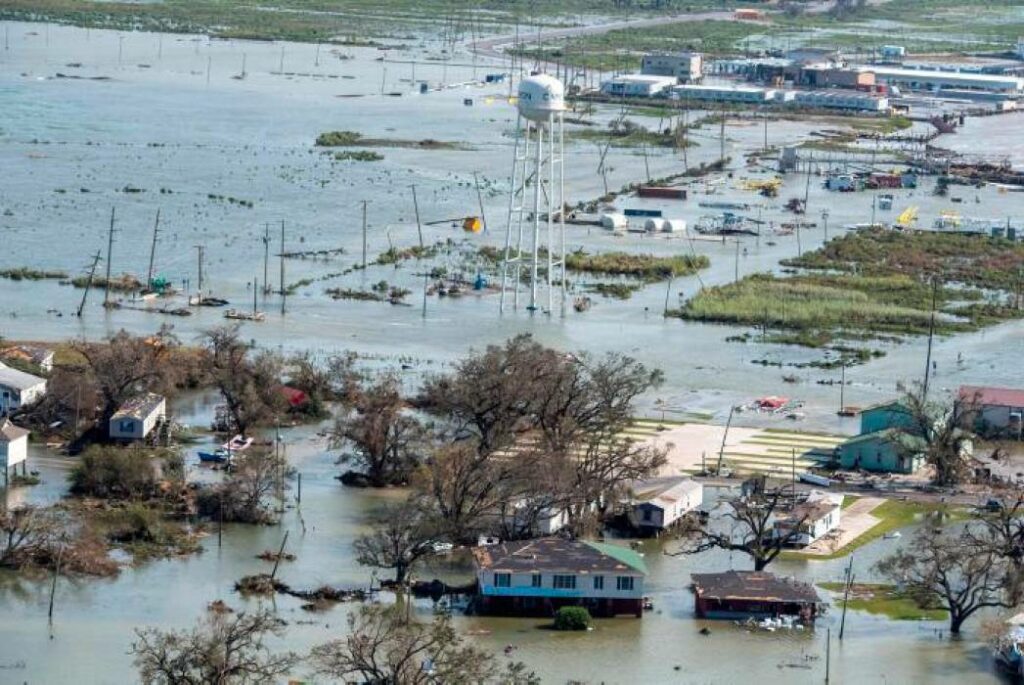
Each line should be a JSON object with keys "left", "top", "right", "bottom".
{"left": 499, "top": 73, "right": 566, "bottom": 314}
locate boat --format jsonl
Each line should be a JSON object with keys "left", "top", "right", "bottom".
{"left": 223, "top": 434, "right": 253, "bottom": 452}
{"left": 198, "top": 448, "right": 231, "bottom": 464}
{"left": 882, "top": 531, "right": 902, "bottom": 540}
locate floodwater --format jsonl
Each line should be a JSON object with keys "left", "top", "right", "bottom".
{"left": 0, "top": 20, "right": 1022, "bottom": 683}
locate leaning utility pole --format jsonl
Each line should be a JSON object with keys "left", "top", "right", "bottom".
{"left": 194, "top": 245, "right": 205, "bottom": 297}
{"left": 473, "top": 171, "right": 488, "bottom": 232}
{"left": 409, "top": 185, "right": 427, "bottom": 319}
{"left": 103, "top": 207, "right": 116, "bottom": 307}
{"left": 145, "top": 208, "right": 160, "bottom": 288}
{"left": 922, "top": 278, "right": 939, "bottom": 398}
{"left": 77, "top": 251, "right": 102, "bottom": 317}
{"left": 279, "top": 220, "right": 286, "bottom": 315}
{"left": 361, "top": 200, "right": 368, "bottom": 269}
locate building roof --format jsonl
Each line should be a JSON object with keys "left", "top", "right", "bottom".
{"left": 692, "top": 571, "right": 820, "bottom": 604}
{"left": 960, "top": 385, "right": 1024, "bottom": 408}
{"left": 0, "top": 418, "right": 29, "bottom": 443}
{"left": 604, "top": 74, "right": 678, "bottom": 84}
{"left": 841, "top": 427, "right": 926, "bottom": 450}
{"left": 111, "top": 393, "right": 166, "bottom": 421}
{"left": 0, "top": 362, "right": 46, "bottom": 391}
{"left": 473, "top": 537, "right": 647, "bottom": 575}
{"left": 631, "top": 476, "right": 702, "bottom": 509}
{"left": 777, "top": 500, "right": 838, "bottom": 526}
{"left": 856, "top": 65, "right": 1023, "bottom": 88}
{"left": 0, "top": 345, "right": 54, "bottom": 367}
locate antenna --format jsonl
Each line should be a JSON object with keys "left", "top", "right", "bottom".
{"left": 499, "top": 73, "right": 567, "bottom": 315}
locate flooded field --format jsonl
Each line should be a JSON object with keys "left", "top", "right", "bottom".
{"left": 1, "top": 20, "right": 1023, "bottom": 684}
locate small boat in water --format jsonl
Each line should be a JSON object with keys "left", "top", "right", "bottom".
{"left": 223, "top": 434, "right": 253, "bottom": 452}
{"left": 198, "top": 448, "right": 231, "bottom": 464}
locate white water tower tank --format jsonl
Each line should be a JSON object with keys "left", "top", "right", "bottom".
{"left": 517, "top": 74, "right": 566, "bottom": 123}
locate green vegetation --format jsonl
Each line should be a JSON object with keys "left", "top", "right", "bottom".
{"left": 95, "top": 503, "right": 200, "bottom": 562}
{"left": 568, "top": 118, "right": 694, "bottom": 149}
{"left": 316, "top": 130, "right": 467, "bottom": 150}
{"left": 817, "top": 583, "right": 947, "bottom": 621}
{"left": 552, "top": 606, "right": 592, "bottom": 631}
{"left": 376, "top": 244, "right": 441, "bottom": 265}
{"left": 589, "top": 282, "right": 641, "bottom": 300}
{"left": 679, "top": 230, "right": 1024, "bottom": 352}
{"left": 0, "top": 0, "right": 731, "bottom": 42}
{"left": 566, "top": 251, "right": 708, "bottom": 282}
{"left": 784, "top": 228, "right": 1024, "bottom": 293}
{"left": 0, "top": 267, "right": 68, "bottom": 281}
{"left": 333, "top": 150, "right": 384, "bottom": 162}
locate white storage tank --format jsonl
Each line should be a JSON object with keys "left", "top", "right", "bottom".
{"left": 600, "top": 213, "right": 628, "bottom": 231}
{"left": 644, "top": 218, "right": 667, "bottom": 232}
{"left": 517, "top": 74, "right": 566, "bottom": 123}
{"left": 663, "top": 219, "right": 687, "bottom": 233}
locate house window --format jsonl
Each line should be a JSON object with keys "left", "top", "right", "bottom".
{"left": 552, "top": 575, "right": 576, "bottom": 590}
{"left": 531, "top": 574, "right": 542, "bottom": 588}
{"left": 616, "top": 576, "right": 635, "bottom": 591}
{"left": 642, "top": 509, "right": 652, "bottom": 522}
{"left": 494, "top": 573, "right": 511, "bottom": 588}
{"left": 593, "top": 576, "right": 604, "bottom": 590}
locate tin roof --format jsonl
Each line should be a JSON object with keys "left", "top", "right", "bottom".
{"left": 960, "top": 385, "right": 1024, "bottom": 409}
{"left": 473, "top": 537, "right": 647, "bottom": 575}
{"left": 0, "top": 362, "right": 46, "bottom": 392}
{"left": 111, "top": 393, "right": 166, "bottom": 421}
{"left": 692, "top": 571, "right": 820, "bottom": 604}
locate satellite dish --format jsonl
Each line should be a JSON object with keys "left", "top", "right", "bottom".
{"left": 517, "top": 74, "right": 566, "bottom": 123}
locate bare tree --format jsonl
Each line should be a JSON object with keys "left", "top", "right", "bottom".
{"left": 877, "top": 525, "right": 1012, "bottom": 634}
{"left": 672, "top": 488, "right": 806, "bottom": 571}
{"left": 132, "top": 608, "right": 298, "bottom": 684}
{"left": 332, "top": 373, "right": 427, "bottom": 487}
{"left": 72, "top": 327, "right": 181, "bottom": 438}
{"left": 354, "top": 497, "right": 441, "bottom": 585}
{"left": 310, "top": 605, "right": 536, "bottom": 685}
{"left": 0, "top": 506, "right": 60, "bottom": 569}
{"left": 965, "top": 493, "right": 1024, "bottom": 603}
{"left": 893, "top": 386, "right": 976, "bottom": 487}
{"left": 200, "top": 450, "right": 290, "bottom": 525}
{"left": 200, "top": 326, "right": 285, "bottom": 437}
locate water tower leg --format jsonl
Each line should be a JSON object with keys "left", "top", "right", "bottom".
{"left": 529, "top": 123, "right": 544, "bottom": 312}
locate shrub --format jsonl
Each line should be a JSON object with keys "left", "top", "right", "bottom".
{"left": 69, "top": 446, "right": 158, "bottom": 500}
{"left": 553, "top": 606, "right": 591, "bottom": 631}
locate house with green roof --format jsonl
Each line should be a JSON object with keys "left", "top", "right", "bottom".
{"left": 837, "top": 427, "right": 927, "bottom": 474}
{"left": 472, "top": 537, "right": 647, "bottom": 617}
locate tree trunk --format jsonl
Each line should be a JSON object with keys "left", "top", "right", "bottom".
{"left": 754, "top": 556, "right": 769, "bottom": 571}
{"left": 949, "top": 612, "right": 964, "bottom": 635}
{"left": 395, "top": 562, "right": 407, "bottom": 586}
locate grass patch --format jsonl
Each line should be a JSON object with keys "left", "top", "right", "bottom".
{"left": 316, "top": 130, "right": 467, "bottom": 150}
{"left": 333, "top": 150, "right": 383, "bottom": 162}
{"left": 568, "top": 119, "right": 694, "bottom": 149}
{"left": 588, "top": 282, "right": 641, "bottom": 299}
{"left": 817, "top": 583, "right": 947, "bottom": 621}
{"left": 566, "top": 251, "right": 708, "bottom": 282}
{"left": 0, "top": 267, "right": 69, "bottom": 281}
{"left": 783, "top": 499, "right": 960, "bottom": 561}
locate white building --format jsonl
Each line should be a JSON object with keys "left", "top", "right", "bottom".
{"left": 671, "top": 84, "right": 775, "bottom": 104}
{"left": 600, "top": 74, "right": 678, "bottom": 97}
{"left": 859, "top": 65, "right": 1023, "bottom": 93}
{"left": 109, "top": 393, "right": 167, "bottom": 442}
{"left": 790, "top": 90, "right": 889, "bottom": 112}
{"left": 0, "top": 418, "right": 29, "bottom": 481}
{"left": 641, "top": 52, "right": 703, "bottom": 82}
{"left": 0, "top": 362, "right": 47, "bottom": 416}
{"left": 773, "top": 491, "right": 842, "bottom": 547}
{"left": 498, "top": 498, "right": 570, "bottom": 536}
{"left": 628, "top": 477, "right": 703, "bottom": 533}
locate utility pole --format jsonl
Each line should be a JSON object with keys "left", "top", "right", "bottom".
{"left": 719, "top": 109, "right": 726, "bottom": 165}
{"left": 822, "top": 209, "right": 829, "bottom": 242}
{"left": 77, "top": 251, "right": 102, "bottom": 317}
{"left": 922, "top": 277, "right": 938, "bottom": 398}
{"left": 839, "top": 361, "right": 846, "bottom": 414}
{"left": 194, "top": 245, "right": 205, "bottom": 297}
{"left": 839, "top": 556, "right": 854, "bottom": 640}
{"left": 473, "top": 172, "right": 488, "bottom": 232}
{"left": 734, "top": 239, "right": 740, "bottom": 282}
{"left": 409, "top": 185, "right": 427, "bottom": 319}
{"left": 103, "top": 207, "right": 116, "bottom": 307}
{"left": 145, "top": 208, "right": 160, "bottom": 288}
{"left": 280, "top": 220, "right": 286, "bottom": 315}
{"left": 361, "top": 200, "right": 368, "bottom": 268}
{"left": 262, "top": 223, "right": 270, "bottom": 294}
{"left": 715, "top": 406, "right": 735, "bottom": 476}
